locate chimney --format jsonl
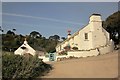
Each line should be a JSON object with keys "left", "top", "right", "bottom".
{"left": 67, "top": 29, "right": 71, "bottom": 38}
{"left": 24, "top": 37, "right": 28, "bottom": 44}
{"left": 89, "top": 13, "right": 102, "bottom": 23}
{"left": 89, "top": 13, "right": 102, "bottom": 31}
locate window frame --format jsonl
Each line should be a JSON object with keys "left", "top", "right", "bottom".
{"left": 85, "top": 33, "right": 88, "bottom": 40}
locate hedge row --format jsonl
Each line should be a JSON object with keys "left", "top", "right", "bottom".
{"left": 2, "top": 52, "right": 52, "bottom": 80}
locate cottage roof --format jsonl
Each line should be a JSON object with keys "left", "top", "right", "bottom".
{"left": 14, "top": 39, "right": 36, "bottom": 56}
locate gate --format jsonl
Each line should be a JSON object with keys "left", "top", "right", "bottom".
{"left": 49, "top": 53, "right": 56, "bottom": 61}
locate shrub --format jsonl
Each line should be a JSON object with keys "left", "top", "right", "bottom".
{"left": 72, "top": 47, "right": 78, "bottom": 50}
{"left": 59, "top": 51, "right": 67, "bottom": 55}
{"left": 2, "top": 52, "right": 52, "bottom": 80}
{"left": 64, "top": 45, "right": 71, "bottom": 51}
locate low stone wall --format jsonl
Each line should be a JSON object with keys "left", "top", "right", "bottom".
{"left": 99, "top": 44, "right": 114, "bottom": 55}
{"left": 98, "top": 40, "right": 114, "bottom": 55}
{"left": 67, "top": 44, "right": 114, "bottom": 58}
{"left": 56, "top": 55, "right": 69, "bottom": 61}
{"left": 38, "top": 44, "right": 114, "bottom": 62}
{"left": 56, "top": 55, "right": 69, "bottom": 58}
{"left": 38, "top": 56, "right": 49, "bottom": 62}
{"left": 67, "top": 49, "right": 99, "bottom": 58}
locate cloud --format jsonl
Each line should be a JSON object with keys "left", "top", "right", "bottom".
{"left": 2, "top": 12, "right": 85, "bottom": 25}
{"left": 3, "top": 21, "right": 80, "bottom": 30}
{"left": 3, "top": 21, "right": 39, "bottom": 27}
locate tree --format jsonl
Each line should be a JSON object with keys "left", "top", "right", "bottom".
{"left": 61, "top": 37, "right": 66, "bottom": 41}
{"left": 6, "top": 30, "right": 15, "bottom": 35}
{"left": 0, "top": 26, "right": 4, "bottom": 33}
{"left": 30, "top": 31, "right": 42, "bottom": 38}
{"left": 103, "top": 11, "right": 120, "bottom": 45}
{"left": 12, "top": 28, "right": 16, "bottom": 34}
{"left": 1, "top": 30, "right": 4, "bottom": 32}
{"left": 49, "top": 35, "right": 60, "bottom": 41}
{"left": 54, "top": 35, "right": 60, "bottom": 40}
{"left": 2, "top": 29, "right": 60, "bottom": 53}
{"left": 13, "top": 29, "right": 16, "bottom": 31}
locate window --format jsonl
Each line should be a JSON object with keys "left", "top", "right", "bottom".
{"left": 21, "top": 46, "right": 27, "bottom": 49}
{"left": 85, "top": 33, "right": 88, "bottom": 40}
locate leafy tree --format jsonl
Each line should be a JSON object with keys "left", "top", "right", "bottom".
{"left": 2, "top": 29, "right": 60, "bottom": 53}
{"left": 49, "top": 35, "right": 60, "bottom": 41}
{"left": 0, "top": 26, "right": 4, "bottom": 33}
{"left": 0, "top": 26, "right": 3, "bottom": 32}
{"left": 53, "top": 35, "right": 60, "bottom": 40}
{"left": 103, "top": 11, "right": 120, "bottom": 45}
{"left": 7, "top": 30, "right": 15, "bottom": 36}
{"left": 13, "top": 29, "right": 16, "bottom": 32}
{"left": 12, "top": 28, "right": 16, "bottom": 34}
{"left": 30, "top": 31, "right": 42, "bottom": 38}
{"left": 61, "top": 37, "right": 66, "bottom": 41}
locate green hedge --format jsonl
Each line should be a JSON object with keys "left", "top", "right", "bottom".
{"left": 2, "top": 52, "right": 52, "bottom": 80}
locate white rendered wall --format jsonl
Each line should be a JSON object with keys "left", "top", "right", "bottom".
{"left": 69, "top": 38, "right": 74, "bottom": 48}
{"left": 69, "top": 24, "right": 93, "bottom": 50}
{"left": 56, "top": 14, "right": 114, "bottom": 55}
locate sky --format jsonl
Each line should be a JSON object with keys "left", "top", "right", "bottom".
{"left": 2, "top": 2, "right": 118, "bottom": 38}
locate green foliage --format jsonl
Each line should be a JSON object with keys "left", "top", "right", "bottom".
{"left": 2, "top": 30, "right": 60, "bottom": 53}
{"left": 58, "top": 51, "right": 67, "bottom": 55}
{"left": 103, "top": 11, "right": 120, "bottom": 45}
{"left": 72, "top": 47, "right": 78, "bottom": 50}
{"left": 105, "top": 11, "right": 120, "bottom": 29}
{"left": 6, "top": 30, "right": 15, "bottom": 35}
{"left": 64, "top": 45, "right": 71, "bottom": 51}
{"left": 49, "top": 35, "right": 60, "bottom": 40}
{"left": 2, "top": 52, "right": 52, "bottom": 80}
{"left": 61, "top": 37, "right": 66, "bottom": 41}
{"left": 30, "top": 31, "right": 42, "bottom": 38}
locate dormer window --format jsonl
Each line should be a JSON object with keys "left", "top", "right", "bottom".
{"left": 85, "top": 33, "right": 88, "bottom": 40}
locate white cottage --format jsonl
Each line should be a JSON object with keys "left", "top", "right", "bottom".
{"left": 56, "top": 14, "right": 114, "bottom": 57}
{"left": 14, "top": 39, "right": 36, "bottom": 56}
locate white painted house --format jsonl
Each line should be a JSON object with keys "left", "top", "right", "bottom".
{"left": 14, "top": 39, "right": 36, "bottom": 56}
{"left": 56, "top": 14, "right": 114, "bottom": 58}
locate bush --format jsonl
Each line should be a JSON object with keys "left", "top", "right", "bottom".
{"left": 58, "top": 51, "right": 67, "bottom": 55}
{"left": 72, "top": 47, "right": 78, "bottom": 50}
{"left": 2, "top": 52, "right": 52, "bottom": 80}
{"left": 64, "top": 46, "right": 71, "bottom": 51}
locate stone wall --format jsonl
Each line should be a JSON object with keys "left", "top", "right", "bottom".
{"left": 99, "top": 41, "right": 114, "bottom": 55}
{"left": 67, "top": 43, "right": 114, "bottom": 58}
{"left": 67, "top": 49, "right": 99, "bottom": 58}
{"left": 38, "top": 56, "right": 49, "bottom": 62}
{"left": 40, "top": 41, "right": 114, "bottom": 62}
